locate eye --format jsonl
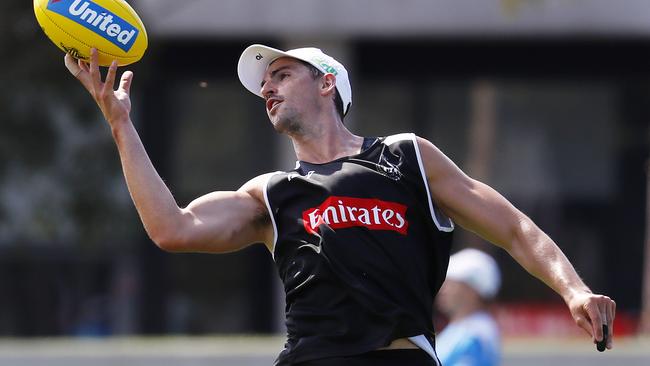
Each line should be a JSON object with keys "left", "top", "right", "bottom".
{"left": 280, "top": 72, "right": 290, "bottom": 80}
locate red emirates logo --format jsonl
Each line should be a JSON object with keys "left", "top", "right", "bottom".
{"left": 302, "top": 196, "right": 408, "bottom": 235}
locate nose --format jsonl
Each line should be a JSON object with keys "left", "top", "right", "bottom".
{"left": 261, "top": 80, "right": 276, "bottom": 99}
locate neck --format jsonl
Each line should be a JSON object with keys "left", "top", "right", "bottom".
{"left": 289, "top": 114, "right": 363, "bottom": 164}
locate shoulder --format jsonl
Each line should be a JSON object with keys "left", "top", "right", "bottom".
{"left": 380, "top": 133, "right": 421, "bottom": 159}
{"left": 238, "top": 172, "right": 283, "bottom": 202}
{"left": 380, "top": 133, "right": 456, "bottom": 176}
{"left": 409, "top": 135, "right": 466, "bottom": 183}
{"left": 381, "top": 133, "right": 445, "bottom": 161}
{"left": 380, "top": 133, "right": 434, "bottom": 148}
{"left": 382, "top": 132, "right": 417, "bottom": 146}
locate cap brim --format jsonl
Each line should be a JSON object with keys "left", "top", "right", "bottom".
{"left": 237, "top": 44, "right": 293, "bottom": 99}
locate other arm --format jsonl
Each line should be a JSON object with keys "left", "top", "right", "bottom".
{"left": 64, "top": 50, "right": 273, "bottom": 253}
{"left": 416, "top": 136, "right": 615, "bottom": 349}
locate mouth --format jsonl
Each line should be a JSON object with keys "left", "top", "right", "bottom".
{"left": 266, "top": 98, "right": 283, "bottom": 113}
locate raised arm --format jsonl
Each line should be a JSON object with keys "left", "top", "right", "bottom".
{"left": 416, "top": 136, "right": 616, "bottom": 350}
{"left": 64, "top": 50, "right": 273, "bottom": 253}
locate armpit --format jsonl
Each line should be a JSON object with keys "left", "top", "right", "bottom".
{"left": 252, "top": 203, "right": 271, "bottom": 228}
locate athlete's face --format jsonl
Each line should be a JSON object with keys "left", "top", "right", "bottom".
{"left": 260, "top": 58, "right": 322, "bottom": 134}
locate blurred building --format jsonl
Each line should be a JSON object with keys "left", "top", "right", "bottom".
{"left": 0, "top": 0, "right": 647, "bottom": 336}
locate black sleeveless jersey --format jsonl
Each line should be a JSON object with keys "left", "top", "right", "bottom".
{"left": 264, "top": 133, "right": 454, "bottom": 365}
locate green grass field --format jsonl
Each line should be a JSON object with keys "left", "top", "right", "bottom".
{"left": 0, "top": 335, "right": 647, "bottom": 365}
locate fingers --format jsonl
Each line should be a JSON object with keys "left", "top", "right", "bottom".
{"left": 65, "top": 49, "right": 129, "bottom": 112}
{"left": 577, "top": 294, "right": 616, "bottom": 351}
{"left": 64, "top": 53, "right": 94, "bottom": 92}
{"left": 573, "top": 313, "right": 593, "bottom": 338}
{"left": 78, "top": 57, "right": 90, "bottom": 73}
{"left": 119, "top": 71, "right": 134, "bottom": 95}
{"left": 596, "top": 303, "right": 608, "bottom": 351}
{"left": 69, "top": 49, "right": 123, "bottom": 99}
{"left": 102, "top": 60, "right": 118, "bottom": 99}
{"left": 64, "top": 54, "right": 82, "bottom": 77}
{"left": 569, "top": 292, "right": 617, "bottom": 352}
{"left": 88, "top": 48, "right": 103, "bottom": 97}
{"left": 606, "top": 298, "right": 616, "bottom": 349}
{"left": 596, "top": 296, "right": 616, "bottom": 350}
{"left": 579, "top": 299, "right": 602, "bottom": 341}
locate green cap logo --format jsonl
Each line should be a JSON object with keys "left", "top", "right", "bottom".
{"left": 311, "top": 57, "right": 338, "bottom": 75}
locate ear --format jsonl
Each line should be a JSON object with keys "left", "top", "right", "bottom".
{"left": 320, "top": 73, "right": 337, "bottom": 97}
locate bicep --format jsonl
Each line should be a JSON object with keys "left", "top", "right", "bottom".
{"left": 170, "top": 176, "right": 273, "bottom": 253}
{"left": 417, "top": 137, "right": 524, "bottom": 251}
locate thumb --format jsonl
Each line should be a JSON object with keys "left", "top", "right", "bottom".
{"left": 119, "top": 71, "right": 134, "bottom": 95}
{"left": 574, "top": 313, "right": 594, "bottom": 339}
{"left": 570, "top": 302, "right": 594, "bottom": 338}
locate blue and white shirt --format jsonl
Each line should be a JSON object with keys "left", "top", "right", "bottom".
{"left": 436, "top": 311, "right": 501, "bottom": 366}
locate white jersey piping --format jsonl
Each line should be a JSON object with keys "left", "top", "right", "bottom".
{"left": 263, "top": 172, "right": 282, "bottom": 260}
{"left": 385, "top": 133, "right": 447, "bottom": 362}
{"left": 409, "top": 334, "right": 441, "bottom": 365}
{"left": 407, "top": 134, "right": 454, "bottom": 232}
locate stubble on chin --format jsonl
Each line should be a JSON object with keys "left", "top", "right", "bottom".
{"left": 272, "top": 111, "right": 304, "bottom": 136}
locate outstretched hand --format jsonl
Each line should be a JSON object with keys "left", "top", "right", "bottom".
{"left": 568, "top": 291, "right": 616, "bottom": 351}
{"left": 64, "top": 48, "right": 133, "bottom": 127}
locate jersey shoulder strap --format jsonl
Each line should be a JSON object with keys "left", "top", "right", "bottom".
{"left": 382, "top": 133, "right": 454, "bottom": 232}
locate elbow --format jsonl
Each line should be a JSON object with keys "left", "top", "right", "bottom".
{"left": 145, "top": 211, "right": 196, "bottom": 252}
{"left": 152, "top": 236, "right": 185, "bottom": 253}
{"left": 507, "top": 214, "right": 544, "bottom": 258}
{"left": 493, "top": 212, "right": 531, "bottom": 256}
{"left": 148, "top": 227, "right": 188, "bottom": 253}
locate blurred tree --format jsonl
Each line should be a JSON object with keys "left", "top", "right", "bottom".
{"left": 0, "top": 1, "right": 139, "bottom": 247}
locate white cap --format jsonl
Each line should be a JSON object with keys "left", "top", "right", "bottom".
{"left": 237, "top": 44, "right": 352, "bottom": 116}
{"left": 446, "top": 248, "right": 501, "bottom": 299}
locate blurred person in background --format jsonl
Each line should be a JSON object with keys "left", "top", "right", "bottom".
{"left": 63, "top": 43, "right": 615, "bottom": 366}
{"left": 436, "top": 249, "right": 502, "bottom": 366}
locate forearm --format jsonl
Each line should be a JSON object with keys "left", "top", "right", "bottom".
{"left": 436, "top": 173, "right": 592, "bottom": 303}
{"left": 111, "top": 120, "right": 184, "bottom": 246}
{"left": 507, "top": 214, "right": 592, "bottom": 304}
{"left": 420, "top": 135, "right": 615, "bottom": 346}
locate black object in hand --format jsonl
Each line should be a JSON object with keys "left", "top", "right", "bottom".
{"left": 596, "top": 324, "right": 608, "bottom": 352}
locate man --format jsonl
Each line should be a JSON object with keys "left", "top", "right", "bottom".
{"left": 64, "top": 44, "right": 615, "bottom": 366}
{"left": 435, "top": 249, "right": 502, "bottom": 366}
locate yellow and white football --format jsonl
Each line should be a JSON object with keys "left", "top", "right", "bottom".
{"left": 34, "top": 0, "right": 148, "bottom": 66}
